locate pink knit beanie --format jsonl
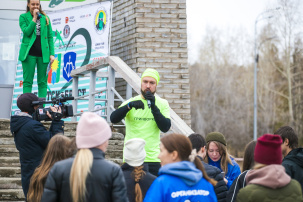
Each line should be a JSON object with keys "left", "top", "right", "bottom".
{"left": 76, "top": 112, "right": 112, "bottom": 149}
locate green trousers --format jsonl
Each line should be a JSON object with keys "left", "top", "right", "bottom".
{"left": 22, "top": 55, "right": 48, "bottom": 98}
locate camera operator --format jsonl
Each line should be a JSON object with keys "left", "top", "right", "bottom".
{"left": 10, "top": 93, "right": 64, "bottom": 200}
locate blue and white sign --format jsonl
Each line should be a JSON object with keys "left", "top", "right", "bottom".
{"left": 63, "top": 52, "right": 76, "bottom": 82}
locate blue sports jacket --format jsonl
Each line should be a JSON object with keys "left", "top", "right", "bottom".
{"left": 144, "top": 161, "right": 217, "bottom": 202}
{"left": 208, "top": 157, "right": 241, "bottom": 189}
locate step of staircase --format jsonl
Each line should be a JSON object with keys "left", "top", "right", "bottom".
{"left": 0, "top": 131, "right": 12, "bottom": 138}
{"left": 0, "top": 178, "right": 22, "bottom": 189}
{"left": 0, "top": 167, "right": 21, "bottom": 178}
{"left": 0, "top": 189, "right": 24, "bottom": 201}
{"left": 0, "top": 145, "right": 19, "bottom": 157}
{"left": 0, "top": 138, "right": 14, "bottom": 145}
{"left": 0, "top": 157, "right": 20, "bottom": 167}
{"left": 105, "top": 150, "right": 123, "bottom": 159}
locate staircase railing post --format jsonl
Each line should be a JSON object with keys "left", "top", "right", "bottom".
{"left": 107, "top": 66, "right": 115, "bottom": 122}
{"left": 126, "top": 83, "right": 132, "bottom": 99}
{"left": 71, "top": 77, "right": 78, "bottom": 122}
{"left": 89, "top": 71, "right": 97, "bottom": 112}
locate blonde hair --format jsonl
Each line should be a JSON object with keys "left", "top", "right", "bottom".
{"left": 132, "top": 166, "right": 146, "bottom": 202}
{"left": 40, "top": 11, "right": 49, "bottom": 25}
{"left": 253, "top": 163, "right": 267, "bottom": 170}
{"left": 70, "top": 149, "right": 93, "bottom": 202}
{"left": 205, "top": 141, "right": 233, "bottom": 174}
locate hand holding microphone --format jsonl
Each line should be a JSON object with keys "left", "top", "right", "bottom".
{"left": 37, "top": 11, "right": 42, "bottom": 19}
{"left": 144, "top": 91, "right": 155, "bottom": 108}
{"left": 33, "top": 9, "right": 42, "bottom": 19}
{"left": 147, "top": 100, "right": 151, "bottom": 108}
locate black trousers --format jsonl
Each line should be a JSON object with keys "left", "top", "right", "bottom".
{"left": 145, "top": 162, "right": 161, "bottom": 176}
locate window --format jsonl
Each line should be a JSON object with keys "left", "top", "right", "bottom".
{"left": 0, "top": 10, "right": 22, "bottom": 85}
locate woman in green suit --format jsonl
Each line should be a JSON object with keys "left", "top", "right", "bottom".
{"left": 19, "top": 0, "right": 55, "bottom": 98}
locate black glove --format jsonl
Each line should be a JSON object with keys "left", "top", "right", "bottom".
{"left": 144, "top": 91, "right": 155, "bottom": 107}
{"left": 129, "top": 100, "right": 144, "bottom": 110}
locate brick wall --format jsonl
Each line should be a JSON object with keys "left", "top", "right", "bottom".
{"left": 108, "top": 0, "right": 191, "bottom": 125}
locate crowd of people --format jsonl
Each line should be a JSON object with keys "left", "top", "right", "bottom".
{"left": 13, "top": 0, "right": 303, "bottom": 201}
{"left": 10, "top": 67, "right": 303, "bottom": 202}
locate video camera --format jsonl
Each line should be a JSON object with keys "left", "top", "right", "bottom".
{"left": 32, "top": 94, "right": 74, "bottom": 121}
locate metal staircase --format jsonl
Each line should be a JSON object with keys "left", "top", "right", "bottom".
{"left": 70, "top": 56, "right": 194, "bottom": 135}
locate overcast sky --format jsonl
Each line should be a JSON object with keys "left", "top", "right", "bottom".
{"left": 186, "top": 0, "right": 278, "bottom": 64}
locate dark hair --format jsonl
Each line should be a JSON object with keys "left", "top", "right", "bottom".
{"left": 161, "top": 134, "right": 217, "bottom": 186}
{"left": 242, "top": 140, "right": 257, "bottom": 171}
{"left": 131, "top": 166, "right": 146, "bottom": 202}
{"left": 68, "top": 137, "right": 77, "bottom": 156}
{"left": 27, "top": 134, "right": 75, "bottom": 202}
{"left": 26, "top": 0, "right": 49, "bottom": 25}
{"left": 188, "top": 133, "right": 206, "bottom": 151}
{"left": 274, "top": 126, "right": 298, "bottom": 149}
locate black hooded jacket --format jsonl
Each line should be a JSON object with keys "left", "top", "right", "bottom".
{"left": 282, "top": 148, "right": 303, "bottom": 193}
{"left": 10, "top": 115, "right": 64, "bottom": 198}
{"left": 198, "top": 156, "right": 227, "bottom": 202}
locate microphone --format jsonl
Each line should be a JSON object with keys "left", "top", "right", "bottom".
{"left": 146, "top": 90, "right": 151, "bottom": 108}
{"left": 37, "top": 12, "right": 42, "bottom": 19}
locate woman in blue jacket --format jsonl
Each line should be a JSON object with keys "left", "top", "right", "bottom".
{"left": 19, "top": 0, "right": 55, "bottom": 98}
{"left": 204, "top": 132, "right": 241, "bottom": 189}
{"left": 144, "top": 134, "right": 217, "bottom": 202}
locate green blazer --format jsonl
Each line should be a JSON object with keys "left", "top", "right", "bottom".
{"left": 19, "top": 11, "right": 55, "bottom": 63}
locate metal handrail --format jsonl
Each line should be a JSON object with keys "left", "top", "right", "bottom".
{"left": 70, "top": 56, "right": 194, "bottom": 135}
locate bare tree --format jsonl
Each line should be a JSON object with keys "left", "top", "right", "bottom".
{"left": 252, "top": 0, "right": 303, "bottom": 142}
{"left": 190, "top": 0, "right": 303, "bottom": 154}
{"left": 292, "top": 37, "right": 303, "bottom": 140}
{"left": 190, "top": 27, "right": 253, "bottom": 152}
{"left": 269, "top": 0, "right": 303, "bottom": 125}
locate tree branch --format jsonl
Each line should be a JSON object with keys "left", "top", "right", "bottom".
{"left": 265, "top": 85, "right": 289, "bottom": 100}
{"left": 269, "top": 57, "right": 288, "bottom": 79}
